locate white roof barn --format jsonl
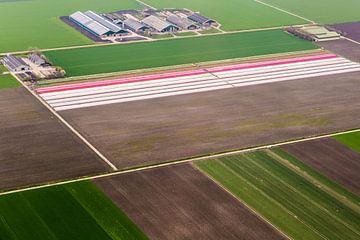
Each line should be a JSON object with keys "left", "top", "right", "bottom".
{"left": 69, "top": 11, "right": 129, "bottom": 37}
{"left": 142, "top": 15, "right": 178, "bottom": 32}
{"left": 167, "top": 15, "right": 198, "bottom": 30}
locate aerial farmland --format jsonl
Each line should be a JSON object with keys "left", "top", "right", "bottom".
{"left": 1, "top": 0, "right": 360, "bottom": 239}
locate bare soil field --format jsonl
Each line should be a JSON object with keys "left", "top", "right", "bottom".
{"left": 329, "top": 22, "right": 360, "bottom": 42}
{"left": 317, "top": 39, "right": 360, "bottom": 62}
{"left": 0, "top": 88, "right": 109, "bottom": 191}
{"left": 61, "top": 72, "right": 360, "bottom": 169}
{"left": 281, "top": 138, "right": 360, "bottom": 196}
{"left": 94, "top": 164, "right": 286, "bottom": 240}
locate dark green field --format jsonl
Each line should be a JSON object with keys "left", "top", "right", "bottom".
{"left": 0, "top": 74, "right": 21, "bottom": 89}
{"left": 197, "top": 151, "right": 360, "bottom": 240}
{"left": 45, "top": 30, "right": 318, "bottom": 77}
{"left": 0, "top": 181, "right": 148, "bottom": 240}
{"left": 334, "top": 132, "right": 360, "bottom": 153}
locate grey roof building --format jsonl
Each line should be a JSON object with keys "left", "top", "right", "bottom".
{"left": 70, "top": 11, "right": 128, "bottom": 37}
{"left": 1, "top": 54, "right": 30, "bottom": 72}
{"left": 84, "top": 11, "right": 125, "bottom": 33}
{"left": 29, "top": 54, "right": 46, "bottom": 66}
{"left": 142, "top": 15, "right": 178, "bottom": 32}
{"left": 188, "top": 13, "right": 215, "bottom": 26}
{"left": 124, "top": 18, "right": 149, "bottom": 32}
{"left": 167, "top": 15, "right": 198, "bottom": 30}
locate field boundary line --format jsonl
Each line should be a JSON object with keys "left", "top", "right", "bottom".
{"left": 10, "top": 73, "right": 118, "bottom": 171}
{"left": 342, "top": 36, "right": 360, "bottom": 45}
{"left": 136, "top": 0, "right": 157, "bottom": 10}
{"left": 1, "top": 127, "right": 360, "bottom": 197}
{"left": 252, "top": 0, "right": 315, "bottom": 24}
{"left": 193, "top": 162, "right": 293, "bottom": 240}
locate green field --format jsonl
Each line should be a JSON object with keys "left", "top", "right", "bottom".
{"left": 262, "top": 0, "right": 360, "bottom": 24}
{"left": 197, "top": 151, "right": 360, "bottom": 240}
{"left": 0, "top": 181, "right": 148, "bottom": 240}
{"left": 334, "top": 132, "right": 360, "bottom": 153}
{"left": 0, "top": 0, "right": 140, "bottom": 53}
{"left": 0, "top": 65, "right": 8, "bottom": 74}
{"left": 142, "top": 0, "right": 307, "bottom": 31}
{"left": 0, "top": 74, "right": 21, "bottom": 89}
{"left": 45, "top": 30, "right": 318, "bottom": 77}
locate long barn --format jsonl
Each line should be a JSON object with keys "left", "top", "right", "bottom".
{"left": 69, "top": 11, "right": 129, "bottom": 38}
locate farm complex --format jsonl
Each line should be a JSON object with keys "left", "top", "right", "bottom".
{"left": 1, "top": 0, "right": 360, "bottom": 239}
{"left": 64, "top": 8, "right": 217, "bottom": 42}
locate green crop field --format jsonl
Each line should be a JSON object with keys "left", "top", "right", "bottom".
{"left": 0, "top": 65, "right": 8, "bottom": 74}
{"left": 197, "top": 151, "right": 360, "bottom": 240}
{"left": 262, "top": 0, "right": 360, "bottom": 24}
{"left": 0, "top": 0, "right": 140, "bottom": 53}
{"left": 142, "top": 0, "right": 307, "bottom": 31}
{"left": 0, "top": 74, "right": 21, "bottom": 89}
{"left": 45, "top": 30, "right": 318, "bottom": 77}
{"left": 334, "top": 132, "right": 360, "bottom": 153}
{"left": 0, "top": 181, "right": 148, "bottom": 240}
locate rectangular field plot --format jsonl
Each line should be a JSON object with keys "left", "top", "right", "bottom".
{"left": 334, "top": 132, "right": 360, "bottom": 153}
{"left": 0, "top": 0, "right": 140, "bottom": 53}
{"left": 94, "top": 164, "right": 286, "bottom": 240}
{"left": 262, "top": 0, "right": 360, "bottom": 24}
{"left": 45, "top": 30, "right": 318, "bottom": 77}
{"left": 197, "top": 151, "right": 360, "bottom": 240}
{"left": 141, "top": 0, "right": 306, "bottom": 30}
{"left": 0, "top": 87, "right": 109, "bottom": 191}
{"left": 317, "top": 39, "right": 360, "bottom": 63}
{"left": 281, "top": 138, "right": 360, "bottom": 196}
{"left": 0, "top": 74, "right": 20, "bottom": 89}
{"left": 0, "top": 181, "right": 147, "bottom": 240}
{"left": 37, "top": 53, "right": 360, "bottom": 111}
{"left": 60, "top": 71, "right": 360, "bottom": 170}
{"left": 329, "top": 22, "right": 360, "bottom": 42}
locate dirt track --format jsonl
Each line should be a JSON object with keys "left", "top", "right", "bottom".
{"left": 0, "top": 88, "right": 109, "bottom": 191}
{"left": 282, "top": 138, "right": 360, "bottom": 196}
{"left": 61, "top": 71, "right": 360, "bottom": 169}
{"left": 94, "top": 164, "right": 286, "bottom": 240}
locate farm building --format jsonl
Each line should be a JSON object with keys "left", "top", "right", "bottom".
{"left": 69, "top": 11, "right": 129, "bottom": 38}
{"left": 188, "top": 13, "right": 215, "bottom": 26}
{"left": 103, "top": 13, "right": 123, "bottom": 25}
{"left": 29, "top": 54, "right": 46, "bottom": 66}
{"left": 166, "top": 15, "right": 198, "bottom": 30}
{"left": 1, "top": 54, "right": 30, "bottom": 72}
{"left": 124, "top": 19, "right": 149, "bottom": 32}
{"left": 142, "top": 15, "right": 179, "bottom": 32}
{"left": 287, "top": 25, "right": 341, "bottom": 42}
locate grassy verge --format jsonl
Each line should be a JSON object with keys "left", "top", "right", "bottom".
{"left": 0, "top": 181, "right": 148, "bottom": 240}
{"left": 174, "top": 32, "right": 198, "bottom": 37}
{"left": 198, "top": 28, "right": 222, "bottom": 35}
{"left": 197, "top": 151, "right": 360, "bottom": 240}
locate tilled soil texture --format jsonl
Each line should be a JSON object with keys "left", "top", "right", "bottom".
{"left": 329, "top": 22, "right": 360, "bottom": 42}
{"left": 0, "top": 88, "right": 109, "bottom": 191}
{"left": 282, "top": 138, "right": 360, "bottom": 196}
{"left": 61, "top": 72, "right": 360, "bottom": 169}
{"left": 317, "top": 39, "right": 360, "bottom": 62}
{"left": 94, "top": 164, "right": 286, "bottom": 240}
